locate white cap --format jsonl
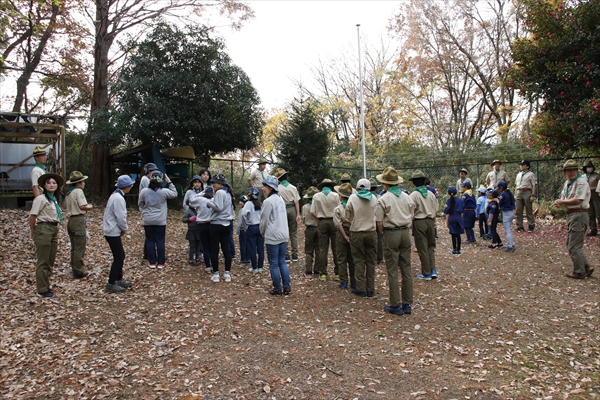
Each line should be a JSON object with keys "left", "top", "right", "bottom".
{"left": 357, "top": 178, "right": 371, "bottom": 190}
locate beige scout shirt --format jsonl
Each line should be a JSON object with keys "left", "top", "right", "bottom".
{"left": 345, "top": 194, "right": 377, "bottom": 232}
{"left": 561, "top": 175, "right": 591, "bottom": 210}
{"left": 486, "top": 170, "right": 509, "bottom": 187}
{"left": 515, "top": 170, "right": 537, "bottom": 191}
{"left": 333, "top": 203, "right": 351, "bottom": 228}
{"left": 376, "top": 191, "right": 416, "bottom": 229}
{"left": 65, "top": 188, "right": 88, "bottom": 216}
{"left": 410, "top": 191, "right": 437, "bottom": 219}
{"left": 456, "top": 177, "right": 472, "bottom": 189}
{"left": 583, "top": 172, "right": 599, "bottom": 190}
{"left": 249, "top": 168, "right": 268, "bottom": 188}
{"left": 279, "top": 183, "right": 300, "bottom": 205}
{"left": 301, "top": 203, "right": 318, "bottom": 227}
{"left": 310, "top": 191, "right": 339, "bottom": 218}
{"left": 31, "top": 166, "right": 45, "bottom": 188}
{"left": 30, "top": 195, "right": 60, "bottom": 222}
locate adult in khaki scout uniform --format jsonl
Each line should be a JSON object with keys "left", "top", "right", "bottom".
{"left": 514, "top": 160, "right": 537, "bottom": 232}
{"left": 346, "top": 178, "right": 378, "bottom": 297}
{"left": 554, "top": 160, "right": 593, "bottom": 279}
{"left": 582, "top": 160, "right": 599, "bottom": 236}
{"left": 375, "top": 167, "right": 416, "bottom": 315}
{"left": 370, "top": 177, "right": 385, "bottom": 264}
{"left": 456, "top": 168, "right": 472, "bottom": 190}
{"left": 29, "top": 173, "right": 64, "bottom": 298}
{"left": 30, "top": 146, "right": 48, "bottom": 197}
{"left": 333, "top": 183, "right": 355, "bottom": 290}
{"left": 310, "top": 178, "right": 340, "bottom": 280}
{"left": 301, "top": 186, "right": 320, "bottom": 275}
{"left": 248, "top": 159, "right": 269, "bottom": 202}
{"left": 409, "top": 170, "right": 438, "bottom": 280}
{"left": 65, "top": 171, "right": 93, "bottom": 279}
{"left": 274, "top": 168, "right": 302, "bottom": 261}
{"left": 485, "top": 160, "right": 510, "bottom": 188}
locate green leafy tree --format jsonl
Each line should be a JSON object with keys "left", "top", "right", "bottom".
{"left": 276, "top": 99, "right": 331, "bottom": 194}
{"left": 98, "top": 22, "right": 262, "bottom": 156}
{"left": 507, "top": 0, "right": 600, "bottom": 154}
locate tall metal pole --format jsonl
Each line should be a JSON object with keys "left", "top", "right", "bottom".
{"left": 357, "top": 24, "right": 367, "bottom": 178}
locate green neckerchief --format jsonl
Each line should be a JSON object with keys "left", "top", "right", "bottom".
{"left": 321, "top": 187, "right": 332, "bottom": 195}
{"left": 66, "top": 186, "right": 78, "bottom": 195}
{"left": 46, "top": 192, "right": 63, "bottom": 223}
{"left": 357, "top": 189, "right": 373, "bottom": 200}
{"left": 341, "top": 198, "right": 348, "bottom": 208}
{"left": 280, "top": 180, "right": 290, "bottom": 187}
{"left": 388, "top": 186, "right": 402, "bottom": 197}
{"left": 565, "top": 173, "right": 582, "bottom": 198}
{"left": 35, "top": 162, "right": 48, "bottom": 172}
{"left": 414, "top": 185, "right": 428, "bottom": 198}
{"left": 519, "top": 170, "right": 530, "bottom": 186}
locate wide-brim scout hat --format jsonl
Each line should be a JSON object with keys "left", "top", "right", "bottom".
{"left": 210, "top": 173, "right": 228, "bottom": 185}
{"left": 262, "top": 176, "right": 279, "bottom": 191}
{"left": 66, "top": 171, "right": 88, "bottom": 185}
{"left": 408, "top": 169, "right": 428, "bottom": 182}
{"left": 369, "top": 178, "right": 380, "bottom": 190}
{"left": 582, "top": 160, "right": 595, "bottom": 170}
{"left": 274, "top": 168, "right": 287, "bottom": 180}
{"left": 490, "top": 159, "right": 502, "bottom": 167}
{"left": 38, "top": 173, "right": 64, "bottom": 188}
{"left": 377, "top": 167, "right": 403, "bottom": 185}
{"left": 116, "top": 175, "right": 135, "bottom": 188}
{"left": 340, "top": 173, "right": 352, "bottom": 182}
{"left": 562, "top": 159, "right": 579, "bottom": 171}
{"left": 32, "top": 145, "right": 47, "bottom": 156}
{"left": 303, "top": 186, "right": 319, "bottom": 199}
{"left": 459, "top": 168, "right": 468, "bottom": 174}
{"left": 257, "top": 159, "right": 268, "bottom": 165}
{"left": 317, "top": 178, "right": 335, "bottom": 190}
{"left": 334, "top": 183, "right": 353, "bottom": 198}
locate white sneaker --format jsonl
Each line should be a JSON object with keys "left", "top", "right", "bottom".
{"left": 149, "top": 264, "right": 156, "bottom": 269}
{"left": 256, "top": 268, "right": 263, "bottom": 274}
{"left": 224, "top": 272, "right": 232, "bottom": 282}
{"left": 211, "top": 272, "right": 220, "bottom": 282}
{"left": 248, "top": 266, "right": 255, "bottom": 272}
{"left": 205, "top": 267, "right": 212, "bottom": 273}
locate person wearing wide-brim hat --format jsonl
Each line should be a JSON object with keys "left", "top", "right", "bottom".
{"left": 103, "top": 175, "right": 136, "bottom": 294}
{"left": 274, "top": 168, "right": 302, "bottom": 262}
{"left": 340, "top": 173, "right": 358, "bottom": 195}
{"left": 248, "top": 159, "right": 270, "bottom": 202}
{"left": 514, "top": 160, "right": 537, "bottom": 232}
{"left": 375, "top": 167, "right": 416, "bottom": 315}
{"left": 65, "top": 171, "right": 93, "bottom": 279}
{"left": 311, "top": 178, "right": 341, "bottom": 280}
{"left": 486, "top": 160, "right": 510, "bottom": 188}
{"left": 30, "top": 145, "right": 48, "bottom": 197}
{"left": 554, "top": 159, "right": 593, "bottom": 279}
{"left": 332, "top": 183, "right": 356, "bottom": 290}
{"left": 140, "top": 162, "right": 159, "bottom": 191}
{"left": 301, "top": 186, "right": 320, "bottom": 275}
{"left": 28, "top": 173, "right": 65, "bottom": 298}
{"left": 408, "top": 170, "right": 439, "bottom": 280}
{"left": 456, "top": 167, "right": 472, "bottom": 190}
{"left": 582, "top": 160, "right": 599, "bottom": 236}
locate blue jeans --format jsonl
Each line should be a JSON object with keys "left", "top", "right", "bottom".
{"left": 246, "top": 224, "right": 264, "bottom": 270}
{"left": 239, "top": 230, "right": 249, "bottom": 262}
{"left": 266, "top": 242, "right": 290, "bottom": 291}
{"left": 144, "top": 225, "right": 166, "bottom": 265}
{"left": 502, "top": 210, "right": 515, "bottom": 247}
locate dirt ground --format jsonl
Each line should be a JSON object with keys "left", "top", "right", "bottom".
{"left": 1, "top": 208, "right": 598, "bottom": 400}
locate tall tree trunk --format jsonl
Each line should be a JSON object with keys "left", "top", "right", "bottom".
{"left": 12, "top": 3, "right": 60, "bottom": 112}
{"left": 89, "top": 0, "right": 115, "bottom": 198}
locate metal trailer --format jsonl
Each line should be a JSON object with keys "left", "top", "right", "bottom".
{"left": 0, "top": 112, "right": 65, "bottom": 208}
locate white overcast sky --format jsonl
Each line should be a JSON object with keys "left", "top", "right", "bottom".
{"left": 215, "top": 1, "right": 400, "bottom": 109}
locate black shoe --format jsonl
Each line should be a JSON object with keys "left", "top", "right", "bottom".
{"left": 402, "top": 304, "right": 412, "bottom": 314}
{"left": 38, "top": 290, "right": 54, "bottom": 298}
{"left": 105, "top": 283, "right": 126, "bottom": 293}
{"left": 116, "top": 279, "right": 132, "bottom": 288}
{"left": 283, "top": 287, "right": 291, "bottom": 295}
{"left": 528, "top": 226, "right": 535, "bottom": 232}
{"left": 352, "top": 289, "right": 367, "bottom": 297}
{"left": 383, "top": 304, "right": 404, "bottom": 315}
{"left": 73, "top": 271, "right": 91, "bottom": 279}
{"left": 269, "top": 288, "right": 283, "bottom": 295}
{"left": 366, "top": 291, "right": 374, "bottom": 297}
{"left": 585, "top": 266, "right": 595, "bottom": 277}
{"left": 586, "top": 229, "right": 598, "bottom": 237}
{"left": 285, "top": 255, "right": 291, "bottom": 261}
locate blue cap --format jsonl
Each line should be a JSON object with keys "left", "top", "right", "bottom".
{"left": 448, "top": 186, "right": 458, "bottom": 195}
{"left": 144, "top": 163, "right": 158, "bottom": 172}
{"left": 262, "top": 176, "right": 279, "bottom": 191}
{"left": 116, "top": 175, "right": 135, "bottom": 188}
{"left": 477, "top": 186, "right": 486, "bottom": 194}
{"left": 461, "top": 181, "right": 472, "bottom": 189}
{"left": 497, "top": 180, "right": 508, "bottom": 189}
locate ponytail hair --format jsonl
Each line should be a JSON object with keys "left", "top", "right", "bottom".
{"left": 449, "top": 193, "right": 456, "bottom": 213}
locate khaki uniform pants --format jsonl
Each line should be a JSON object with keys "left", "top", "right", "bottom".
{"left": 34, "top": 224, "right": 58, "bottom": 293}
{"left": 304, "top": 226, "right": 319, "bottom": 273}
{"left": 350, "top": 231, "right": 377, "bottom": 293}
{"left": 383, "top": 229, "right": 413, "bottom": 306}
{"left": 285, "top": 206, "right": 298, "bottom": 258}
{"left": 67, "top": 215, "right": 86, "bottom": 274}
{"left": 377, "top": 230, "right": 384, "bottom": 262}
{"left": 413, "top": 218, "right": 436, "bottom": 275}
{"left": 515, "top": 189, "right": 535, "bottom": 229}
{"left": 588, "top": 191, "right": 600, "bottom": 231}
{"left": 336, "top": 230, "right": 355, "bottom": 286}
{"left": 567, "top": 212, "right": 589, "bottom": 275}
{"left": 317, "top": 218, "right": 338, "bottom": 276}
